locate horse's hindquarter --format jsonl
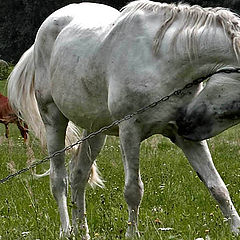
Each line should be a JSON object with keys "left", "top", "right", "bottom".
{"left": 45, "top": 4, "right": 120, "bottom": 132}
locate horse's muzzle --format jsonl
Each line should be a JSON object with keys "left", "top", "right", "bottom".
{"left": 176, "top": 104, "right": 213, "bottom": 141}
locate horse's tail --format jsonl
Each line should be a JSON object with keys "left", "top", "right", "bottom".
{"left": 34, "top": 161, "right": 104, "bottom": 188}
{"left": 7, "top": 45, "right": 46, "bottom": 144}
{"left": 7, "top": 45, "right": 103, "bottom": 188}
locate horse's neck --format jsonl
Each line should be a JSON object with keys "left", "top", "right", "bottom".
{"left": 146, "top": 8, "right": 238, "bottom": 68}
{"left": 162, "top": 26, "right": 236, "bottom": 75}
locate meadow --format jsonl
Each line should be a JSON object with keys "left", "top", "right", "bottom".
{"left": 0, "top": 78, "right": 240, "bottom": 240}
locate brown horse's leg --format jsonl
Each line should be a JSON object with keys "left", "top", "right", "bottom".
{"left": 16, "top": 119, "right": 28, "bottom": 142}
{"left": 24, "top": 122, "right": 28, "bottom": 131}
{"left": 5, "top": 124, "right": 9, "bottom": 138}
{"left": 23, "top": 123, "right": 29, "bottom": 142}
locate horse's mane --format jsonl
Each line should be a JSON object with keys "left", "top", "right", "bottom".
{"left": 120, "top": 0, "right": 240, "bottom": 60}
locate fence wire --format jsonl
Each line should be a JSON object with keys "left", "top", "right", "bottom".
{"left": 1, "top": 67, "right": 240, "bottom": 184}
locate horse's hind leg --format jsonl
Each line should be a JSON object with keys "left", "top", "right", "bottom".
{"left": 69, "top": 130, "right": 106, "bottom": 239}
{"left": 40, "top": 103, "right": 70, "bottom": 237}
{"left": 175, "top": 137, "right": 240, "bottom": 234}
{"left": 16, "top": 119, "right": 28, "bottom": 142}
{"left": 119, "top": 121, "right": 143, "bottom": 238}
{"left": 4, "top": 124, "right": 9, "bottom": 138}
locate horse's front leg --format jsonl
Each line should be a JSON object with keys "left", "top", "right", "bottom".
{"left": 119, "top": 121, "right": 144, "bottom": 238}
{"left": 175, "top": 136, "right": 240, "bottom": 234}
{"left": 69, "top": 130, "right": 106, "bottom": 239}
{"left": 41, "top": 104, "right": 71, "bottom": 238}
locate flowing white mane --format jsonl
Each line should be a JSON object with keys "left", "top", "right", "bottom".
{"left": 121, "top": 0, "right": 240, "bottom": 59}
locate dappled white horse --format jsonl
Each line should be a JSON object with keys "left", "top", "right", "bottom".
{"left": 8, "top": 0, "right": 240, "bottom": 238}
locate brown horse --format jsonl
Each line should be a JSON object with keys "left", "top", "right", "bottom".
{"left": 0, "top": 92, "right": 28, "bottom": 141}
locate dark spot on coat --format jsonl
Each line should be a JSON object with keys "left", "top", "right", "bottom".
{"left": 218, "top": 100, "right": 240, "bottom": 120}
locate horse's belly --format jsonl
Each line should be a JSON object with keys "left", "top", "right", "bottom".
{"left": 64, "top": 106, "right": 115, "bottom": 134}
{"left": 57, "top": 99, "right": 116, "bottom": 134}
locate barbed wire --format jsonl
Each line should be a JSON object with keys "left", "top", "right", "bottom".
{"left": 1, "top": 67, "right": 240, "bottom": 184}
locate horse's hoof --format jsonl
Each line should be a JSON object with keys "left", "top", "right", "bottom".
{"left": 125, "top": 230, "right": 140, "bottom": 238}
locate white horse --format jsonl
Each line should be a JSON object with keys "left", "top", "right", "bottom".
{"left": 7, "top": 0, "right": 240, "bottom": 238}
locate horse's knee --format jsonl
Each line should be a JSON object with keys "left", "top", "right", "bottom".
{"left": 124, "top": 180, "right": 144, "bottom": 208}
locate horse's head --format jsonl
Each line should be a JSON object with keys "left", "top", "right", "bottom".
{"left": 176, "top": 72, "right": 240, "bottom": 141}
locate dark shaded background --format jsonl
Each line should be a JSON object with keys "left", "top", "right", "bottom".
{"left": 1, "top": 0, "right": 240, "bottom": 63}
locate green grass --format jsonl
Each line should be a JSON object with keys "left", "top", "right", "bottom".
{"left": 0, "top": 78, "right": 240, "bottom": 239}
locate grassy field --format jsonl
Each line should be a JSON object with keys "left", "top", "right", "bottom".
{"left": 0, "top": 78, "right": 240, "bottom": 240}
